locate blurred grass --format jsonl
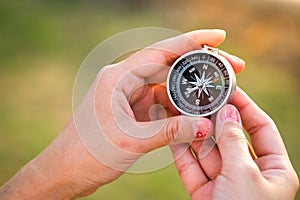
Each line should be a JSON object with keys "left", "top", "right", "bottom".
{"left": 0, "top": 0, "right": 299, "bottom": 199}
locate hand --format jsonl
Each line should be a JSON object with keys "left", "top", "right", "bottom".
{"left": 65, "top": 29, "right": 244, "bottom": 197}
{"left": 171, "top": 88, "right": 299, "bottom": 200}
{"left": 0, "top": 29, "right": 245, "bottom": 200}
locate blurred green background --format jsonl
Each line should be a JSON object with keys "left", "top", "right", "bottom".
{"left": 0, "top": 0, "right": 299, "bottom": 199}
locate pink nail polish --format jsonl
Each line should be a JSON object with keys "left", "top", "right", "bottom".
{"left": 224, "top": 105, "right": 241, "bottom": 124}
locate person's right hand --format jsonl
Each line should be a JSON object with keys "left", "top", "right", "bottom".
{"left": 171, "top": 88, "right": 299, "bottom": 199}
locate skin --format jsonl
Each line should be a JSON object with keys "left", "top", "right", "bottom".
{"left": 0, "top": 29, "right": 297, "bottom": 199}
{"left": 171, "top": 88, "right": 299, "bottom": 200}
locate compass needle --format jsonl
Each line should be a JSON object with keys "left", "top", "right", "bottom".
{"left": 201, "top": 71, "right": 206, "bottom": 82}
{"left": 194, "top": 73, "right": 201, "bottom": 84}
{"left": 189, "top": 81, "right": 199, "bottom": 86}
{"left": 197, "top": 88, "right": 202, "bottom": 99}
{"left": 203, "top": 87, "right": 209, "bottom": 96}
{"left": 206, "top": 84, "right": 215, "bottom": 88}
{"left": 206, "top": 76, "right": 213, "bottom": 83}
{"left": 186, "top": 86, "right": 198, "bottom": 94}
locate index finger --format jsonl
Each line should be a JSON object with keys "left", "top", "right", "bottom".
{"left": 121, "top": 29, "right": 228, "bottom": 78}
{"left": 232, "top": 87, "right": 288, "bottom": 157}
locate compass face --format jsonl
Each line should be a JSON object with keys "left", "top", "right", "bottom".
{"left": 167, "top": 49, "right": 235, "bottom": 117}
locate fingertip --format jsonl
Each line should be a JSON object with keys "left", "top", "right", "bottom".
{"left": 193, "top": 117, "right": 214, "bottom": 140}
{"left": 215, "top": 104, "right": 242, "bottom": 140}
{"left": 185, "top": 29, "right": 226, "bottom": 47}
{"left": 220, "top": 50, "right": 246, "bottom": 74}
{"left": 171, "top": 116, "right": 213, "bottom": 144}
{"left": 212, "top": 29, "right": 226, "bottom": 38}
{"left": 215, "top": 105, "right": 255, "bottom": 164}
{"left": 188, "top": 28, "right": 226, "bottom": 35}
{"left": 230, "top": 55, "right": 246, "bottom": 73}
{"left": 231, "top": 87, "right": 249, "bottom": 108}
{"left": 201, "top": 29, "right": 226, "bottom": 38}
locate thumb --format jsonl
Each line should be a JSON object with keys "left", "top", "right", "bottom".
{"left": 215, "top": 105, "right": 253, "bottom": 168}
{"left": 143, "top": 115, "right": 213, "bottom": 152}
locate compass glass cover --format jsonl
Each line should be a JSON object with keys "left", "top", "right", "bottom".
{"left": 167, "top": 51, "right": 233, "bottom": 116}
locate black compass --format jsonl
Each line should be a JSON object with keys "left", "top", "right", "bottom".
{"left": 166, "top": 45, "right": 236, "bottom": 117}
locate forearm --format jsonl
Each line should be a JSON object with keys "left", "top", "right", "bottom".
{"left": 0, "top": 121, "right": 81, "bottom": 199}
{"left": 0, "top": 158, "right": 74, "bottom": 200}
{"left": 0, "top": 120, "right": 110, "bottom": 200}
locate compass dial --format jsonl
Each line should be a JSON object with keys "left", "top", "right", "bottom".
{"left": 167, "top": 48, "right": 236, "bottom": 117}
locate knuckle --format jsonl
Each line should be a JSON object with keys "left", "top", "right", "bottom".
{"left": 230, "top": 162, "right": 261, "bottom": 180}
{"left": 96, "top": 65, "right": 115, "bottom": 81}
{"left": 98, "top": 65, "right": 111, "bottom": 75}
{"left": 176, "top": 159, "right": 204, "bottom": 197}
{"left": 164, "top": 117, "right": 180, "bottom": 144}
{"left": 115, "top": 139, "right": 131, "bottom": 150}
{"left": 177, "top": 160, "right": 199, "bottom": 176}
{"left": 243, "top": 164, "right": 261, "bottom": 179}
{"left": 222, "top": 127, "right": 247, "bottom": 144}
{"left": 247, "top": 117, "right": 274, "bottom": 137}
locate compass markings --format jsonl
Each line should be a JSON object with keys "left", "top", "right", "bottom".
{"left": 168, "top": 51, "right": 233, "bottom": 116}
{"left": 208, "top": 96, "right": 214, "bottom": 102}
{"left": 181, "top": 77, "right": 188, "bottom": 85}
{"left": 189, "top": 67, "right": 196, "bottom": 73}
{"left": 216, "top": 85, "right": 223, "bottom": 90}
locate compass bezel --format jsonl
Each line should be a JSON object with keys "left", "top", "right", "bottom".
{"left": 166, "top": 47, "right": 236, "bottom": 117}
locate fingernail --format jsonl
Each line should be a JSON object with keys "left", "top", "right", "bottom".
{"left": 193, "top": 118, "right": 212, "bottom": 139}
{"left": 212, "top": 29, "right": 226, "bottom": 36}
{"left": 223, "top": 105, "right": 241, "bottom": 124}
{"left": 196, "top": 131, "right": 207, "bottom": 138}
{"left": 215, "top": 105, "right": 241, "bottom": 140}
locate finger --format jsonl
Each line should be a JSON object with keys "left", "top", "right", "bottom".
{"left": 170, "top": 144, "right": 209, "bottom": 196}
{"left": 140, "top": 115, "right": 214, "bottom": 152}
{"left": 130, "top": 84, "right": 179, "bottom": 121}
{"left": 232, "top": 87, "right": 288, "bottom": 157}
{"left": 190, "top": 139, "right": 221, "bottom": 180}
{"left": 153, "top": 84, "right": 180, "bottom": 116}
{"left": 121, "top": 29, "right": 227, "bottom": 78}
{"left": 112, "top": 82, "right": 213, "bottom": 150}
{"left": 219, "top": 50, "right": 245, "bottom": 74}
{"left": 215, "top": 105, "right": 254, "bottom": 169}
{"left": 128, "top": 30, "right": 245, "bottom": 78}
{"left": 144, "top": 51, "right": 245, "bottom": 84}
{"left": 130, "top": 84, "right": 156, "bottom": 121}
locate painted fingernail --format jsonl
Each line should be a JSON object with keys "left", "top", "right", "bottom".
{"left": 196, "top": 131, "right": 207, "bottom": 138}
{"left": 215, "top": 105, "right": 242, "bottom": 140}
{"left": 193, "top": 118, "right": 212, "bottom": 139}
{"left": 224, "top": 105, "right": 241, "bottom": 124}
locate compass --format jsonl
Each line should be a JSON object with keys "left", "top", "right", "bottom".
{"left": 166, "top": 45, "right": 236, "bottom": 117}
